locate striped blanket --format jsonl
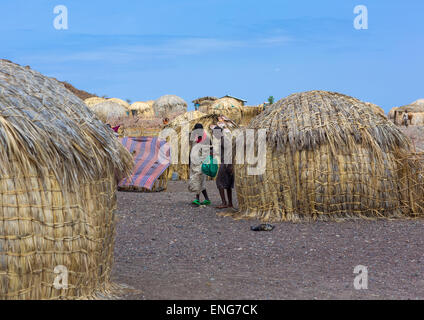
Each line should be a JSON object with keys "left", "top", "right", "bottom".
{"left": 119, "top": 137, "right": 171, "bottom": 190}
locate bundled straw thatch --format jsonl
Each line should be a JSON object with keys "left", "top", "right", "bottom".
{"left": 193, "top": 96, "right": 218, "bottom": 113}
{"left": 226, "top": 90, "right": 424, "bottom": 223}
{"left": 162, "top": 114, "right": 238, "bottom": 180}
{"left": 208, "top": 98, "right": 243, "bottom": 124}
{"left": 107, "top": 98, "right": 130, "bottom": 109}
{"left": 129, "top": 102, "right": 155, "bottom": 118}
{"left": 241, "top": 105, "right": 265, "bottom": 126}
{"left": 391, "top": 99, "right": 424, "bottom": 125}
{"left": 0, "top": 59, "right": 133, "bottom": 299}
{"left": 91, "top": 101, "right": 129, "bottom": 123}
{"left": 364, "top": 102, "right": 386, "bottom": 118}
{"left": 153, "top": 95, "right": 187, "bottom": 118}
{"left": 167, "top": 111, "right": 206, "bottom": 128}
{"left": 84, "top": 96, "right": 106, "bottom": 108}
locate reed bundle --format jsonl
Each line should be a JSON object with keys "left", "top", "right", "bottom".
{"left": 0, "top": 59, "right": 133, "bottom": 299}
{"left": 227, "top": 91, "right": 424, "bottom": 222}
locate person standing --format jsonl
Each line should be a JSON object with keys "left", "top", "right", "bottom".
{"left": 403, "top": 110, "right": 409, "bottom": 127}
{"left": 188, "top": 123, "right": 211, "bottom": 206}
{"left": 213, "top": 125, "right": 234, "bottom": 209}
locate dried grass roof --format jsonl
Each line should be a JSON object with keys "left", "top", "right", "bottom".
{"left": 91, "top": 101, "right": 129, "bottom": 123}
{"left": 397, "top": 99, "right": 424, "bottom": 113}
{"left": 107, "top": 98, "right": 130, "bottom": 109}
{"left": 167, "top": 111, "right": 206, "bottom": 129}
{"left": 193, "top": 96, "right": 218, "bottom": 104}
{"left": 84, "top": 96, "right": 106, "bottom": 108}
{"left": 153, "top": 95, "right": 187, "bottom": 117}
{"left": 0, "top": 59, "right": 132, "bottom": 188}
{"left": 249, "top": 90, "right": 411, "bottom": 154}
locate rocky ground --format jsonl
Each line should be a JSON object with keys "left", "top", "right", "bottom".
{"left": 112, "top": 181, "right": 424, "bottom": 300}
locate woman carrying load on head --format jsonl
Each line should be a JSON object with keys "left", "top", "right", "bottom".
{"left": 188, "top": 123, "right": 211, "bottom": 206}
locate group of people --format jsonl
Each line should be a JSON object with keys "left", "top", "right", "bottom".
{"left": 188, "top": 121, "right": 234, "bottom": 209}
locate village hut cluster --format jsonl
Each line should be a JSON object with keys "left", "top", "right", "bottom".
{"left": 1, "top": 57, "right": 424, "bottom": 300}
{"left": 389, "top": 99, "right": 424, "bottom": 126}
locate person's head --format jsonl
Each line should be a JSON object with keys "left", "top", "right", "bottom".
{"left": 193, "top": 123, "right": 203, "bottom": 130}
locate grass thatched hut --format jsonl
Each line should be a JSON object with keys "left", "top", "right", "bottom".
{"left": 391, "top": 99, "right": 424, "bottom": 126}
{"left": 193, "top": 96, "right": 218, "bottom": 113}
{"left": 364, "top": 102, "right": 386, "bottom": 118}
{"left": 229, "top": 90, "right": 424, "bottom": 222}
{"left": 91, "top": 101, "right": 129, "bottom": 123}
{"left": 240, "top": 105, "right": 265, "bottom": 126}
{"left": 153, "top": 95, "right": 187, "bottom": 118}
{"left": 162, "top": 114, "right": 238, "bottom": 180}
{"left": 107, "top": 98, "right": 130, "bottom": 109}
{"left": 84, "top": 97, "right": 106, "bottom": 108}
{"left": 208, "top": 98, "right": 243, "bottom": 124}
{"left": 0, "top": 59, "right": 133, "bottom": 299}
{"left": 129, "top": 102, "right": 155, "bottom": 118}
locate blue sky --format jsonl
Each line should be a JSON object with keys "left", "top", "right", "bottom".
{"left": 1, "top": 0, "right": 423, "bottom": 111}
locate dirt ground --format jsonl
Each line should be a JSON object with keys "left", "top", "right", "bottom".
{"left": 112, "top": 181, "right": 424, "bottom": 300}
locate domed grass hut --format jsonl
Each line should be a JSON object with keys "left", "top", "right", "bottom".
{"left": 209, "top": 98, "right": 243, "bottom": 124}
{"left": 229, "top": 91, "right": 424, "bottom": 222}
{"left": 129, "top": 102, "right": 155, "bottom": 118}
{"left": 91, "top": 101, "right": 129, "bottom": 123}
{"left": 107, "top": 98, "right": 130, "bottom": 109}
{"left": 0, "top": 59, "right": 133, "bottom": 299}
{"left": 161, "top": 114, "right": 238, "bottom": 180}
{"left": 84, "top": 97, "right": 106, "bottom": 108}
{"left": 153, "top": 95, "right": 187, "bottom": 118}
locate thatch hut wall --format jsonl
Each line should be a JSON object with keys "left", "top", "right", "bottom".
{"left": 153, "top": 95, "right": 187, "bottom": 118}
{"left": 208, "top": 98, "right": 243, "bottom": 124}
{"left": 229, "top": 91, "right": 424, "bottom": 223}
{"left": 0, "top": 59, "right": 133, "bottom": 299}
{"left": 161, "top": 114, "right": 238, "bottom": 180}
{"left": 91, "top": 101, "right": 129, "bottom": 123}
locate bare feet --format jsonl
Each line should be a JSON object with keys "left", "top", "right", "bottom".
{"left": 215, "top": 204, "right": 229, "bottom": 209}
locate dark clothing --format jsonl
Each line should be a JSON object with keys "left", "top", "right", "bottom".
{"left": 216, "top": 135, "right": 234, "bottom": 189}
{"left": 216, "top": 164, "right": 234, "bottom": 189}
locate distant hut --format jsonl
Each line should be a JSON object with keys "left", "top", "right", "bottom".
{"left": 84, "top": 96, "right": 106, "bottom": 108}
{"left": 107, "top": 98, "right": 130, "bottom": 109}
{"left": 91, "top": 101, "right": 129, "bottom": 123}
{"left": 129, "top": 102, "right": 155, "bottom": 118}
{"left": 392, "top": 99, "right": 424, "bottom": 125}
{"left": 221, "top": 95, "right": 247, "bottom": 106}
{"left": 153, "top": 95, "right": 187, "bottom": 118}
{"left": 228, "top": 91, "right": 424, "bottom": 223}
{"left": 0, "top": 59, "right": 133, "bottom": 299}
{"left": 209, "top": 97, "right": 243, "bottom": 124}
{"left": 193, "top": 96, "right": 218, "bottom": 113}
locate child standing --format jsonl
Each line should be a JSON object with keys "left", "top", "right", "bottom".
{"left": 188, "top": 123, "right": 211, "bottom": 206}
